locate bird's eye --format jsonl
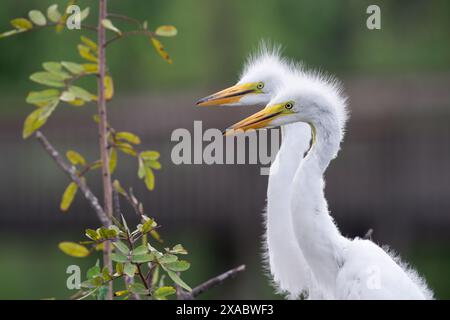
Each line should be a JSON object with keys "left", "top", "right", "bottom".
{"left": 257, "top": 82, "right": 264, "bottom": 90}
{"left": 285, "top": 102, "right": 293, "bottom": 110}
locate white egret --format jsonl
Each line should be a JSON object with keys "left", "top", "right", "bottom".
{"left": 225, "top": 69, "right": 433, "bottom": 299}
{"left": 197, "top": 46, "right": 324, "bottom": 299}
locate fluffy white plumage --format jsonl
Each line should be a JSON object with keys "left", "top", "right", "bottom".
{"left": 253, "top": 56, "right": 433, "bottom": 299}
{"left": 238, "top": 45, "right": 324, "bottom": 298}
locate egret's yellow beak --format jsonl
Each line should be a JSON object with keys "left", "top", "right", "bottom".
{"left": 223, "top": 102, "right": 293, "bottom": 136}
{"left": 196, "top": 82, "right": 261, "bottom": 107}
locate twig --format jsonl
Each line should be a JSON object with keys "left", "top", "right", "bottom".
{"left": 178, "top": 265, "right": 246, "bottom": 300}
{"left": 34, "top": 131, "right": 110, "bottom": 226}
{"left": 98, "top": 0, "right": 114, "bottom": 300}
{"left": 104, "top": 30, "right": 156, "bottom": 47}
{"left": 108, "top": 13, "right": 142, "bottom": 27}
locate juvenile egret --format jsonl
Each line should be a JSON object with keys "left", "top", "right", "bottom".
{"left": 225, "top": 70, "right": 433, "bottom": 299}
{"left": 197, "top": 46, "right": 323, "bottom": 298}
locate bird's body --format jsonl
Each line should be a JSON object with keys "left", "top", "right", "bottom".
{"left": 225, "top": 66, "right": 433, "bottom": 299}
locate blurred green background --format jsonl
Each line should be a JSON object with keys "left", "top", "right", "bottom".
{"left": 0, "top": 0, "right": 449, "bottom": 299}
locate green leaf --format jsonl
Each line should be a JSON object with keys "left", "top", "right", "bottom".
{"left": 22, "top": 101, "right": 58, "bottom": 139}
{"left": 78, "top": 44, "right": 98, "bottom": 62}
{"left": 80, "top": 7, "right": 90, "bottom": 21}
{"left": 123, "top": 263, "right": 137, "bottom": 277}
{"left": 113, "top": 240, "right": 129, "bottom": 255}
{"left": 102, "top": 266, "right": 111, "bottom": 281}
{"left": 43, "top": 62, "right": 71, "bottom": 79}
{"left": 128, "top": 283, "right": 148, "bottom": 295}
{"left": 137, "top": 157, "right": 146, "bottom": 179}
{"left": 58, "top": 242, "right": 90, "bottom": 258}
{"left": 113, "top": 179, "right": 126, "bottom": 196}
{"left": 166, "top": 270, "right": 191, "bottom": 291}
{"left": 159, "top": 253, "right": 178, "bottom": 264}
{"left": 85, "top": 229, "right": 99, "bottom": 241}
{"left": 117, "top": 142, "right": 136, "bottom": 156}
{"left": 144, "top": 167, "right": 155, "bottom": 191}
{"left": 116, "top": 132, "right": 141, "bottom": 145}
{"left": 132, "top": 244, "right": 148, "bottom": 255}
{"left": 66, "top": 150, "right": 86, "bottom": 166}
{"left": 140, "top": 218, "right": 157, "bottom": 234}
{"left": 28, "top": 10, "right": 47, "bottom": 26}
{"left": 140, "top": 151, "right": 160, "bottom": 161}
{"left": 87, "top": 265, "right": 101, "bottom": 280}
{"left": 101, "top": 19, "right": 121, "bottom": 35}
{"left": 68, "top": 86, "right": 93, "bottom": 102}
{"left": 61, "top": 61, "right": 84, "bottom": 74}
{"left": 97, "top": 285, "right": 108, "bottom": 300}
{"left": 155, "top": 25, "right": 177, "bottom": 37}
{"left": 152, "top": 265, "right": 160, "bottom": 287}
{"left": 60, "top": 182, "right": 78, "bottom": 211}
{"left": 30, "top": 72, "right": 65, "bottom": 87}
{"left": 10, "top": 18, "right": 33, "bottom": 30}
{"left": 146, "top": 160, "right": 161, "bottom": 170}
{"left": 47, "top": 4, "right": 61, "bottom": 23}
{"left": 150, "top": 37, "right": 173, "bottom": 64}
{"left": 26, "top": 89, "right": 59, "bottom": 105}
{"left": 115, "top": 262, "right": 124, "bottom": 276}
{"left": 154, "top": 286, "right": 176, "bottom": 300}
{"left": 169, "top": 244, "right": 188, "bottom": 255}
{"left": 60, "top": 91, "right": 76, "bottom": 102}
{"left": 109, "top": 148, "right": 117, "bottom": 174}
{"left": 80, "top": 35, "right": 97, "bottom": 51}
{"left": 131, "top": 253, "right": 154, "bottom": 264}
{"left": 165, "top": 260, "right": 190, "bottom": 272}
{"left": 111, "top": 252, "right": 128, "bottom": 263}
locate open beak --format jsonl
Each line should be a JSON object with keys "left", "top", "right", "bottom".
{"left": 223, "top": 103, "right": 289, "bottom": 136}
{"left": 196, "top": 83, "right": 259, "bottom": 107}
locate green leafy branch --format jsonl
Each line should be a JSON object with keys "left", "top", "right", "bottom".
{"left": 2, "top": 0, "right": 245, "bottom": 300}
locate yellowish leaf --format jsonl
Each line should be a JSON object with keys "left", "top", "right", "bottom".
{"left": 104, "top": 75, "right": 114, "bottom": 100}
{"left": 10, "top": 18, "right": 33, "bottom": 30}
{"left": 22, "top": 101, "right": 58, "bottom": 139}
{"left": 82, "top": 63, "right": 98, "bottom": 74}
{"left": 58, "top": 241, "right": 90, "bottom": 257}
{"left": 150, "top": 37, "right": 172, "bottom": 64}
{"left": 66, "top": 150, "right": 86, "bottom": 166}
{"left": 78, "top": 44, "right": 98, "bottom": 62}
{"left": 140, "top": 151, "right": 160, "bottom": 161}
{"left": 67, "top": 98, "right": 86, "bottom": 106}
{"left": 144, "top": 167, "right": 155, "bottom": 191}
{"left": 109, "top": 148, "right": 117, "bottom": 174}
{"left": 155, "top": 25, "right": 177, "bottom": 37}
{"left": 60, "top": 182, "right": 78, "bottom": 211}
{"left": 116, "top": 132, "right": 141, "bottom": 145}
{"left": 80, "top": 35, "right": 97, "bottom": 51}
{"left": 116, "top": 142, "right": 136, "bottom": 156}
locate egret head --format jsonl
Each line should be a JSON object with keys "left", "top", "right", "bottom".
{"left": 224, "top": 71, "right": 348, "bottom": 139}
{"left": 196, "top": 44, "right": 288, "bottom": 107}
